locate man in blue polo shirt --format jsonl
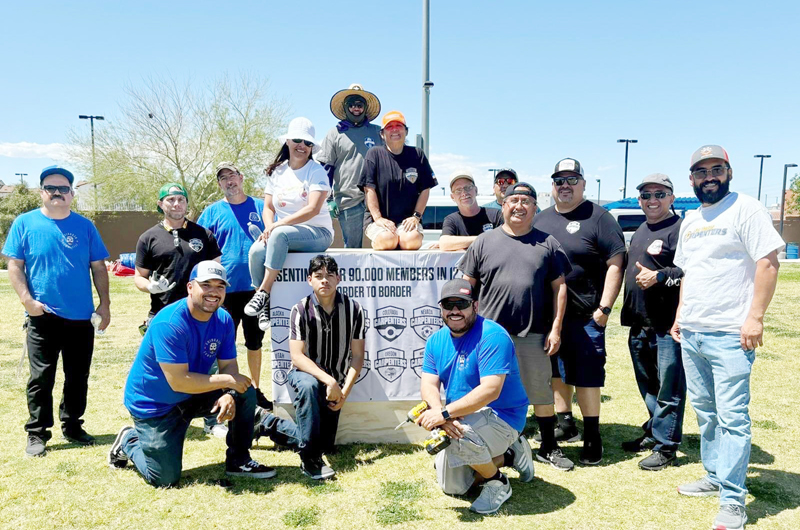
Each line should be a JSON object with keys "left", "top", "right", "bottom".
{"left": 109, "top": 261, "right": 274, "bottom": 487}
{"left": 2, "top": 166, "right": 110, "bottom": 458}
{"left": 417, "top": 279, "right": 533, "bottom": 515}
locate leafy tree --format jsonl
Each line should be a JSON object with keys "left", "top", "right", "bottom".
{"left": 789, "top": 174, "right": 800, "bottom": 215}
{"left": 0, "top": 186, "right": 41, "bottom": 268}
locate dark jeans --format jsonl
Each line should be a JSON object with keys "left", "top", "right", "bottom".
{"left": 337, "top": 202, "right": 366, "bottom": 249}
{"left": 628, "top": 326, "right": 687, "bottom": 453}
{"left": 256, "top": 370, "right": 340, "bottom": 460}
{"left": 25, "top": 313, "right": 94, "bottom": 440}
{"left": 121, "top": 387, "right": 256, "bottom": 487}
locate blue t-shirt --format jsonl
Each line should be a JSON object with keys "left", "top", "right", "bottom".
{"left": 1, "top": 209, "right": 109, "bottom": 320}
{"left": 197, "top": 197, "right": 265, "bottom": 293}
{"left": 123, "top": 299, "right": 237, "bottom": 419}
{"left": 423, "top": 316, "right": 529, "bottom": 432}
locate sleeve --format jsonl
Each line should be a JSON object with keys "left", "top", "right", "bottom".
{"left": 1, "top": 217, "right": 25, "bottom": 259}
{"left": 545, "top": 236, "right": 573, "bottom": 282}
{"left": 205, "top": 229, "right": 222, "bottom": 260}
{"left": 352, "top": 301, "right": 366, "bottom": 340}
{"left": 315, "top": 128, "right": 338, "bottom": 168}
{"left": 216, "top": 312, "right": 237, "bottom": 361}
{"left": 152, "top": 323, "right": 189, "bottom": 364}
{"left": 739, "top": 203, "right": 786, "bottom": 261}
{"left": 421, "top": 337, "right": 439, "bottom": 375}
{"left": 597, "top": 211, "right": 627, "bottom": 260}
{"left": 196, "top": 207, "right": 212, "bottom": 230}
{"left": 135, "top": 233, "right": 152, "bottom": 270}
{"left": 477, "top": 330, "right": 514, "bottom": 377}
{"left": 289, "top": 303, "right": 306, "bottom": 341}
{"left": 416, "top": 149, "right": 438, "bottom": 191}
{"left": 674, "top": 217, "right": 689, "bottom": 268}
{"left": 441, "top": 213, "right": 458, "bottom": 236}
{"left": 87, "top": 221, "right": 110, "bottom": 262}
{"left": 307, "top": 163, "right": 332, "bottom": 193}
{"left": 458, "top": 239, "right": 482, "bottom": 279}
{"left": 490, "top": 209, "right": 504, "bottom": 228}
{"left": 358, "top": 148, "right": 378, "bottom": 191}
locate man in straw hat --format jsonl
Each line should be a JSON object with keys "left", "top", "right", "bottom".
{"left": 317, "top": 84, "right": 383, "bottom": 248}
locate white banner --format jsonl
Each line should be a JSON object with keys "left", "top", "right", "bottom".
{"left": 270, "top": 250, "right": 464, "bottom": 403}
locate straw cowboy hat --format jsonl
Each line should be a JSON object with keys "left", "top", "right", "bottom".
{"left": 329, "top": 83, "right": 381, "bottom": 122}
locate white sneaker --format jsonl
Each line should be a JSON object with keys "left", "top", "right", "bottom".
{"left": 469, "top": 476, "right": 512, "bottom": 514}
{"left": 204, "top": 423, "right": 228, "bottom": 438}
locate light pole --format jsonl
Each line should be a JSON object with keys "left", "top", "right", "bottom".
{"left": 754, "top": 154, "right": 771, "bottom": 201}
{"left": 79, "top": 114, "right": 104, "bottom": 208}
{"left": 419, "top": 0, "right": 433, "bottom": 156}
{"left": 617, "top": 138, "right": 638, "bottom": 199}
{"left": 596, "top": 178, "right": 601, "bottom": 204}
{"left": 780, "top": 163, "right": 798, "bottom": 236}
{"left": 15, "top": 173, "right": 28, "bottom": 186}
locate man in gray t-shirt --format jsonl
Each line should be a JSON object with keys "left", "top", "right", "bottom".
{"left": 317, "top": 84, "right": 384, "bottom": 248}
{"left": 460, "top": 182, "right": 575, "bottom": 472}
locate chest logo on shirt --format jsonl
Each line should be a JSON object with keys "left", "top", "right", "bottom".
{"left": 566, "top": 221, "right": 581, "bottom": 234}
{"left": 272, "top": 349, "right": 292, "bottom": 386}
{"left": 684, "top": 225, "right": 728, "bottom": 241}
{"left": 374, "top": 347, "right": 407, "bottom": 382}
{"left": 647, "top": 239, "right": 664, "bottom": 255}
{"left": 364, "top": 137, "right": 376, "bottom": 149}
{"left": 61, "top": 232, "right": 79, "bottom": 249}
{"left": 404, "top": 168, "right": 419, "bottom": 184}
{"left": 270, "top": 306, "right": 291, "bottom": 344}
{"left": 188, "top": 238, "right": 204, "bottom": 252}
{"left": 276, "top": 183, "right": 307, "bottom": 208}
{"left": 249, "top": 212, "right": 261, "bottom": 223}
{"left": 204, "top": 338, "right": 221, "bottom": 359}
{"left": 375, "top": 306, "right": 407, "bottom": 342}
{"left": 410, "top": 305, "right": 443, "bottom": 340}
{"left": 410, "top": 348, "right": 425, "bottom": 378}
{"left": 355, "top": 351, "right": 372, "bottom": 384}
{"left": 482, "top": 223, "right": 494, "bottom": 233}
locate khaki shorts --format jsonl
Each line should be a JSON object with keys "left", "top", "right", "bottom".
{"left": 434, "top": 407, "right": 519, "bottom": 495}
{"left": 365, "top": 221, "right": 424, "bottom": 241}
{"left": 513, "top": 334, "right": 554, "bottom": 406}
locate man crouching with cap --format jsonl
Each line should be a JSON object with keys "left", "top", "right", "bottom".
{"left": 417, "top": 279, "right": 533, "bottom": 514}
{"left": 109, "top": 261, "right": 275, "bottom": 486}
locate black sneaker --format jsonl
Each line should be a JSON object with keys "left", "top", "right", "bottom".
{"left": 108, "top": 426, "right": 133, "bottom": 468}
{"left": 245, "top": 290, "right": 269, "bottom": 317}
{"left": 638, "top": 450, "right": 675, "bottom": 471}
{"left": 62, "top": 426, "right": 96, "bottom": 446}
{"left": 255, "top": 388, "right": 273, "bottom": 411}
{"left": 536, "top": 447, "right": 575, "bottom": 471}
{"left": 226, "top": 459, "right": 277, "bottom": 479}
{"left": 535, "top": 424, "right": 582, "bottom": 443}
{"left": 25, "top": 434, "right": 46, "bottom": 457}
{"left": 301, "top": 457, "right": 336, "bottom": 480}
{"left": 579, "top": 440, "right": 604, "bottom": 466}
{"left": 253, "top": 406, "right": 272, "bottom": 444}
{"left": 622, "top": 435, "right": 656, "bottom": 453}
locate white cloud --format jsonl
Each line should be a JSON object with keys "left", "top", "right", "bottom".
{"left": 0, "top": 142, "right": 69, "bottom": 160}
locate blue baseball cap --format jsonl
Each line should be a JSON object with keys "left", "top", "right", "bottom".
{"left": 189, "top": 261, "right": 230, "bottom": 286}
{"left": 40, "top": 165, "right": 75, "bottom": 185}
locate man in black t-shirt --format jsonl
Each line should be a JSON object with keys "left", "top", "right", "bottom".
{"left": 358, "top": 111, "right": 437, "bottom": 250}
{"left": 620, "top": 174, "right": 686, "bottom": 471}
{"left": 531, "top": 158, "right": 626, "bottom": 466}
{"left": 439, "top": 169, "right": 503, "bottom": 251}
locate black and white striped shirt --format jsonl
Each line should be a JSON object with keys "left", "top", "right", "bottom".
{"left": 290, "top": 292, "right": 365, "bottom": 385}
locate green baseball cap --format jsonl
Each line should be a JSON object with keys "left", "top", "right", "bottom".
{"left": 157, "top": 182, "right": 188, "bottom": 213}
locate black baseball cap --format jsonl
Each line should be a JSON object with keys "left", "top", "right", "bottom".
{"left": 503, "top": 182, "right": 537, "bottom": 200}
{"left": 438, "top": 279, "right": 475, "bottom": 303}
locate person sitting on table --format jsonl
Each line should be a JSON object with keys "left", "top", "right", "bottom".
{"left": 358, "top": 110, "right": 437, "bottom": 250}
{"left": 253, "top": 255, "right": 365, "bottom": 480}
{"left": 244, "top": 117, "right": 335, "bottom": 330}
{"left": 438, "top": 169, "right": 503, "bottom": 251}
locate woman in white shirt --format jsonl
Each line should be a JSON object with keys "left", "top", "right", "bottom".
{"left": 245, "top": 117, "right": 334, "bottom": 329}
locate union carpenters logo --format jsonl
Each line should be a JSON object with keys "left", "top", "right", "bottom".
{"left": 410, "top": 305, "right": 442, "bottom": 341}
{"left": 700, "top": 146, "right": 713, "bottom": 157}
{"left": 374, "top": 348, "right": 407, "bottom": 383}
{"left": 188, "top": 238, "right": 203, "bottom": 252}
{"left": 410, "top": 348, "right": 425, "bottom": 378}
{"left": 249, "top": 212, "right": 261, "bottom": 222}
{"left": 374, "top": 306, "right": 407, "bottom": 342}
{"left": 61, "top": 232, "right": 78, "bottom": 249}
{"left": 566, "top": 221, "right": 581, "bottom": 234}
{"left": 272, "top": 349, "right": 292, "bottom": 385}
{"left": 355, "top": 351, "right": 371, "bottom": 384}
{"left": 364, "top": 137, "right": 376, "bottom": 149}
{"left": 204, "top": 338, "right": 222, "bottom": 359}
{"left": 270, "top": 306, "right": 291, "bottom": 344}
{"left": 404, "top": 168, "right": 419, "bottom": 184}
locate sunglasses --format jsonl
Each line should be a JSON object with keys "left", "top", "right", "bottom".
{"left": 441, "top": 299, "right": 472, "bottom": 311}
{"left": 505, "top": 197, "right": 535, "bottom": 207}
{"left": 42, "top": 185, "right": 72, "bottom": 195}
{"left": 553, "top": 176, "right": 581, "bottom": 186}
{"left": 691, "top": 165, "right": 728, "bottom": 180}
{"left": 639, "top": 191, "right": 671, "bottom": 200}
{"left": 496, "top": 178, "right": 516, "bottom": 186}
{"left": 348, "top": 101, "right": 365, "bottom": 109}
{"left": 291, "top": 139, "right": 314, "bottom": 147}
{"left": 452, "top": 185, "right": 476, "bottom": 196}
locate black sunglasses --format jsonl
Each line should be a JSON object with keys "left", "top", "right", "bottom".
{"left": 42, "top": 185, "right": 72, "bottom": 195}
{"left": 553, "top": 176, "right": 581, "bottom": 186}
{"left": 348, "top": 101, "right": 365, "bottom": 108}
{"left": 639, "top": 191, "right": 671, "bottom": 200}
{"left": 691, "top": 166, "right": 728, "bottom": 180}
{"left": 291, "top": 139, "right": 314, "bottom": 147}
{"left": 440, "top": 299, "right": 472, "bottom": 311}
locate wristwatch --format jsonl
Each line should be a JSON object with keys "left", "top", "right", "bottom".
{"left": 441, "top": 408, "right": 451, "bottom": 421}
{"left": 656, "top": 271, "right": 666, "bottom": 283}
{"left": 598, "top": 306, "right": 612, "bottom": 316}
{"left": 225, "top": 389, "right": 238, "bottom": 397}
{"left": 413, "top": 211, "right": 422, "bottom": 221}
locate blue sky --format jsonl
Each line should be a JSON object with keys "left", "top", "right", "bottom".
{"left": 2, "top": 1, "right": 798, "bottom": 205}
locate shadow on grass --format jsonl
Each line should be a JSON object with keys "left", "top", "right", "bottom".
{"left": 678, "top": 434, "right": 774, "bottom": 466}
{"left": 181, "top": 463, "right": 300, "bottom": 494}
{"left": 326, "top": 443, "right": 419, "bottom": 473}
{"left": 47, "top": 433, "right": 119, "bottom": 451}
{"left": 746, "top": 467, "right": 800, "bottom": 524}
{"left": 452, "top": 477, "right": 576, "bottom": 520}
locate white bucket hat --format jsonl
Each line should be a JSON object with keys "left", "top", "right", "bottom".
{"left": 278, "top": 117, "right": 320, "bottom": 154}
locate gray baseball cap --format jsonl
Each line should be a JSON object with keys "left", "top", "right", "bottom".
{"left": 690, "top": 145, "right": 730, "bottom": 171}
{"left": 552, "top": 158, "right": 584, "bottom": 178}
{"left": 448, "top": 169, "right": 476, "bottom": 190}
{"left": 636, "top": 173, "right": 673, "bottom": 191}
{"left": 189, "top": 261, "right": 230, "bottom": 286}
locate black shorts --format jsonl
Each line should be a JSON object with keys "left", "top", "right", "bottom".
{"left": 223, "top": 290, "right": 265, "bottom": 351}
{"left": 550, "top": 316, "right": 607, "bottom": 388}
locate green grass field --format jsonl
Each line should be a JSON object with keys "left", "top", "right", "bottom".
{"left": 1, "top": 266, "right": 799, "bottom": 529}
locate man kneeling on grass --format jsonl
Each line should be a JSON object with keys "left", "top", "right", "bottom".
{"left": 253, "top": 255, "right": 365, "bottom": 480}
{"left": 108, "top": 261, "right": 275, "bottom": 486}
{"left": 417, "top": 279, "right": 534, "bottom": 514}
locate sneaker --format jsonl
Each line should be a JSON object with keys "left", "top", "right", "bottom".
{"left": 62, "top": 426, "right": 96, "bottom": 446}
{"left": 578, "top": 440, "right": 604, "bottom": 466}
{"left": 622, "top": 435, "right": 656, "bottom": 453}
{"left": 25, "top": 434, "right": 46, "bottom": 457}
{"left": 537, "top": 447, "right": 575, "bottom": 472}
{"left": 534, "top": 424, "right": 582, "bottom": 443}
{"left": 509, "top": 435, "right": 535, "bottom": 482}
{"left": 469, "top": 476, "right": 512, "bottom": 514}
{"left": 638, "top": 450, "right": 675, "bottom": 471}
{"left": 257, "top": 306, "right": 270, "bottom": 331}
{"left": 677, "top": 476, "right": 721, "bottom": 497}
{"left": 108, "top": 426, "right": 133, "bottom": 468}
{"left": 253, "top": 406, "right": 271, "bottom": 443}
{"left": 301, "top": 457, "right": 336, "bottom": 480}
{"left": 226, "top": 459, "right": 277, "bottom": 479}
{"left": 244, "top": 290, "right": 269, "bottom": 317}
{"left": 712, "top": 504, "right": 747, "bottom": 530}
{"left": 204, "top": 423, "right": 229, "bottom": 439}
{"left": 255, "top": 388, "right": 274, "bottom": 411}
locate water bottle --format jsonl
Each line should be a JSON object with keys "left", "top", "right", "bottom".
{"left": 91, "top": 312, "right": 105, "bottom": 336}
{"left": 247, "top": 222, "right": 263, "bottom": 241}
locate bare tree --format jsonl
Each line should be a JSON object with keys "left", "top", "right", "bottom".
{"left": 67, "top": 73, "right": 288, "bottom": 217}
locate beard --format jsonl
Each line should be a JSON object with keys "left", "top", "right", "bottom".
{"left": 445, "top": 310, "right": 477, "bottom": 335}
{"left": 693, "top": 178, "right": 730, "bottom": 205}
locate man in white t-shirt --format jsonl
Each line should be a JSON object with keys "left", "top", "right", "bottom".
{"left": 671, "top": 145, "right": 784, "bottom": 530}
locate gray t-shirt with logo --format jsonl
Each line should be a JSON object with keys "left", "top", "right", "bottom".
{"left": 317, "top": 123, "right": 384, "bottom": 211}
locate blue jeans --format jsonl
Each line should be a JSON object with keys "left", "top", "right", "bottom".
{"left": 121, "top": 387, "right": 257, "bottom": 487}
{"left": 255, "top": 370, "right": 340, "bottom": 460}
{"left": 337, "top": 202, "right": 366, "bottom": 248}
{"left": 681, "top": 330, "right": 754, "bottom": 507}
{"left": 248, "top": 225, "right": 333, "bottom": 288}
{"left": 628, "top": 327, "right": 686, "bottom": 453}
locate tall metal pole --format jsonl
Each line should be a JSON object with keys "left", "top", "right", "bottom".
{"left": 79, "top": 115, "right": 104, "bottom": 208}
{"left": 15, "top": 173, "right": 28, "bottom": 185}
{"left": 780, "top": 163, "right": 798, "bottom": 237}
{"left": 596, "top": 179, "right": 601, "bottom": 204}
{"left": 754, "top": 154, "right": 771, "bottom": 201}
{"left": 617, "top": 139, "right": 637, "bottom": 199}
{"left": 420, "top": 0, "right": 432, "bottom": 156}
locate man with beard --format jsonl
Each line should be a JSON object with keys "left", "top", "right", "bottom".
{"left": 672, "top": 145, "right": 783, "bottom": 530}
{"left": 417, "top": 279, "right": 533, "bottom": 514}
{"left": 461, "top": 183, "right": 574, "bottom": 471}
{"left": 483, "top": 169, "right": 518, "bottom": 210}
{"left": 109, "top": 262, "right": 275, "bottom": 486}
{"left": 198, "top": 163, "right": 271, "bottom": 411}
{"left": 317, "top": 84, "right": 383, "bottom": 248}
{"left": 620, "top": 174, "right": 686, "bottom": 471}
{"left": 438, "top": 169, "right": 503, "bottom": 251}
{"left": 531, "top": 158, "right": 626, "bottom": 466}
